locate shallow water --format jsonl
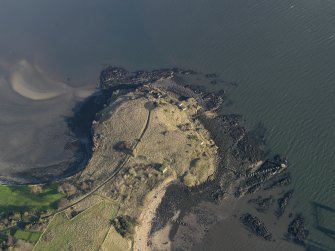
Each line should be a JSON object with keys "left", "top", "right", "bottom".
{"left": 1, "top": 0, "right": 335, "bottom": 248}
{"left": 192, "top": 191, "right": 305, "bottom": 251}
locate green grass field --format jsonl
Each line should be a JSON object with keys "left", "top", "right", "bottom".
{"left": 34, "top": 200, "right": 117, "bottom": 251}
{"left": 14, "top": 229, "right": 41, "bottom": 243}
{"left": 0, "top": 184, "right": 64, "bottom": 213}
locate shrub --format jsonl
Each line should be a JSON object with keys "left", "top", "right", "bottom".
{"left": 30, "top": 185, "right": 43, "bottom": 194}
{"left": 110, "top": 216, "right": 137, "bottom": 238}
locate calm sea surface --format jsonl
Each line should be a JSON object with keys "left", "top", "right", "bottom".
{"left": 1, "top": 0, "right": 335, "bottom": 248}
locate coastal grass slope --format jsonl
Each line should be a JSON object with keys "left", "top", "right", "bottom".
{"left": 0, "top": 185, "right": 63, "bottom": 213}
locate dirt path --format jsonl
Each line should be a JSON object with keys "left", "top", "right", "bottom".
{"left": 133, "top": 183, "right": 170, "bottom": 251}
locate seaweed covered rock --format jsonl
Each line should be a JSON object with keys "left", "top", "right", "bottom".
{"left": 236, "top": 156, "right": 289, "bottom": 197}
{"left": 287, "top": 215, "right": 309, "bottom": 245}
{"left": 240, "top": 213, "right": 272, "bottom": 240}
{"left": 100, "top": 66, "right": 193, "bottom": 89}
{"left": 265, "top": 174, "right": 291, "bottom": 190}
{"left": 276, "top": 190, "right": 294, "bottom": 217}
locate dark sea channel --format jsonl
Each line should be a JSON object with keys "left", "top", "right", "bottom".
{"left": 1, "top": 0, "right": 335, "bottom": 249}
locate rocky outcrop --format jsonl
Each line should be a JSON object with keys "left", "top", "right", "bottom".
{"left": 265, "top": 174, "right": 291, "bottom": 190}
{"left": 287, "top": 215, "right": 309, "bottom": 245}
{"left": 240, "top": 213, "right": 272, "bottom": 241}
{"left": 99, "top": 66, "right": 195, "bottom": 90}
{"left": 235, "top": 156, "right": 288, "bottom": 198}
{"left": 276, "top": 190, "right": 294, "bottom": 217}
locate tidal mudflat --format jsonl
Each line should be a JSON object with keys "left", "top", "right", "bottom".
{"left": 0, "top": 59, "right": 94, "bottom": 184}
